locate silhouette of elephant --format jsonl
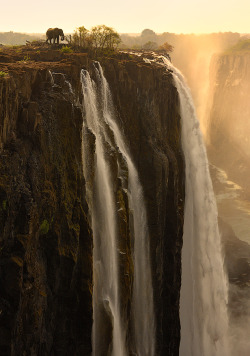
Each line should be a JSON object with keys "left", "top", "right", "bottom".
{"left": 46, "top": 28, "right": 64, "bottom": 44}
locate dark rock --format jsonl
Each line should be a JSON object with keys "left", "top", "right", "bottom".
{"left": 0, "top": 49, "right": 185, "bottom": 355}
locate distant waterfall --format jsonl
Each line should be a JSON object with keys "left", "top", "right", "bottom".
{"left": 80, "top": 63, "right": 155, "bottom": 356}
{"left": 160, "top": 57, "right": 229, "bottom": 356}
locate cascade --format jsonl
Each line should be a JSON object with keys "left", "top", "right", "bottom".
{"left": 160, "top": 57, "right": 230, "bottom": 356}
{"left": 80, "top": 68, "right": 126, "bottom": 356}
{"left": 80, "top": 63, "right": 155, "bottom": 356}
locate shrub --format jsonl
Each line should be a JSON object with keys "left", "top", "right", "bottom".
{"left": 158, "top": 42, "right": 174, "bottom": 53}
{"left": 19, "top": 54, "right": 32, "bottom": 62}
{"left": 0, "top": 71, "right": 8, "bottom": 77}
{"left": 60, "top": 46, "right": 73, "bottom": 53}
{"left": 40, "top": 219, "right": 50, "bottom": 235}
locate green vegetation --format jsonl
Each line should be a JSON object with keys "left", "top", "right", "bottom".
{"left": 60, "top": 46, "right": 73, "bottom": 53}
{"left": 141, "top": 40, "right": 174, "bottom": 52}
{"left": 158, "top": 42, "right": 174, "bottom": 53}
{"left": 0, "top": 71, "right": 8, "bottom": 78}
{"left": 2, "top": 200, "right": 7, "bottom": 210}
{"left": 91, "top": 25, "right": 121, "bottom": 50}
{"left": 225, "top": 39, "right": 250, "bottom": 54}
{"left": 71, "top": 26, "right": 89, "bottom": 47}
{"left": 68, "top": 24, "right": 121, "bottom": 54}
{"left": 142, "top": 41, "right": 158, "bottom": 50}
{"left": 40, "top": 219, "right": 50, "bottom": 235}
{"left": 19, "top": 54, "right": 32, "bottom": 62}
{"left": 120, "top": 29, "right": 240, "bottom": 54}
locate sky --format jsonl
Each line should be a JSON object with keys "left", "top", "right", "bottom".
{"left": 1, "top": 0, "right": 250, "bottom": 34}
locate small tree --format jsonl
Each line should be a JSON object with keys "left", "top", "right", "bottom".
{"left": 72, "top": 26, "right": 89, "bottom": 47}
{"left": 142, "top": 41, "right": 158, "bottom": 50}
{"left": 91, "top": 25, "right": 121, "bottom": 51}
{"left": 158, "top": 42, "right": 174, "bottom": 53}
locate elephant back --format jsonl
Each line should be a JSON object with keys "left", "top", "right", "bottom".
{"left": 46, "top": 28, "right": 54, "bottom": 37}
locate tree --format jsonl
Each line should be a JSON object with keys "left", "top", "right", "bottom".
{"left": 142, "top": 41, "right": 158, "bottom": 50}
{"left": 72, "top": 26, "right": 89, "bottom": 47}
{"left": 141, "top": 29, "right": 156, "bottom": 37}
{"left": 91, "top": 25, "right": 121, "bottom": 51}
{"left": 158, "top": 42, "right": 174, "bottom": 53}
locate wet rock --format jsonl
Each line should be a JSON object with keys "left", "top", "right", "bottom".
{"left": 0, "top": 48, "right": 185, "bottom": 355}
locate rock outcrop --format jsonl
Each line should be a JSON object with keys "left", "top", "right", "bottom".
{"left": 0, "top": 48, "right": 184, "bottom": 355}
{"left": 206, "top": 52, "right": 250, "bottom": 193}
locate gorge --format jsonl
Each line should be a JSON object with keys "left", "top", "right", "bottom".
{"left": 203, "top": 48, "right": 250, "bottom": 356}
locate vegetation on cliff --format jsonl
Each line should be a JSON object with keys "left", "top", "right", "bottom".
{"left": 68, "top": 25, "right": 121, "bottom": 55}
{"left": 225, "top": 38, "right": 250, "bottom": 54}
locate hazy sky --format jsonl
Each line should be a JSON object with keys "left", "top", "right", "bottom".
{"left": 1, "top": 0, "right": 249, "bottom": 34}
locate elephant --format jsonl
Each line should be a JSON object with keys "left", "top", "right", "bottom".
{"left": 46, "top": 28, "right": 64, "bottom": 44}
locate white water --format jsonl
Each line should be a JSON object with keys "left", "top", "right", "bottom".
{"left": 81, "top": 69, "right": 126, "bottom": 356}
{"left": 126, "top": 50, "right": 230, "bottom": 355}
{"left": 159, "top": 57, "right": 230, "bottom": 356}
{"left": 80, "top": 63, "right": 155, "bottom": 356}
{"left": 96, "top": 63, "right": 155, "bottom": 356}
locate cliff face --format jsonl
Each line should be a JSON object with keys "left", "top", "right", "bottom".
{"left": 0, "top": 48, "right": 184, "bottom": 355}
{"left": 206, "top": 53, "right": 250, "bottom": 192}
{"left": 102, "top": 58, "right": 184, "bottom": 355}
{"left": 0, "top": 54, "right": 93, "bottom": 356}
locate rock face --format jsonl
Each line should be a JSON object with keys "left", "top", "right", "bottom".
{"left": 0, "top": 49, "right": 184, "bottom": 355}
{"left": 206, "top": 53, "right": 250, "bottom": 193}
{"left": 0, "top": 54, "right": 93, "bottom": 356}
{"left": 102, "top": 58, "right": 184, "bottom": 355}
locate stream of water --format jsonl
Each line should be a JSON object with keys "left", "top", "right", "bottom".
{"left": 160, "top": 57, "right": 230, "bottom": 356}
{"left": 81, "top": 63, "right": 155, "bottom": 356}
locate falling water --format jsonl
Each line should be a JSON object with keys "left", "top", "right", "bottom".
{"left": 80, "top": 63, "right": 155, "bottom": 356}
{"left": 48, "top": 70, "right": 54, "bottom": 86}
{"left": 96, "top": 63, "right": 155, "bottom": 356}
{"left": 160, "top": 57, "right": 229, "bottom": 356}
{"left": 81, "top": 69, "right": 126, "bottom": 356}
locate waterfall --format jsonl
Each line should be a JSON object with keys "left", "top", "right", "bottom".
{"left": 80, "top": 63, "right": 155, "bottom": 356}
{"left": 160, "top": 57, "right": 230, "bottom": 356}
{"left": 80, "top": 68, "right": 126, "bottom": 356}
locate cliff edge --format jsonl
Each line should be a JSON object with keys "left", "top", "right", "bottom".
{"left": 0, "top": 47, "right": 184, "bottom": 356}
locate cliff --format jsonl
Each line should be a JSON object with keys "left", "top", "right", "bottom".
{"left": 206, "top": 52, "right": 250, "bottom": 193}
{"left": 0, "top": 47, "right": 184, "bottom": 355}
